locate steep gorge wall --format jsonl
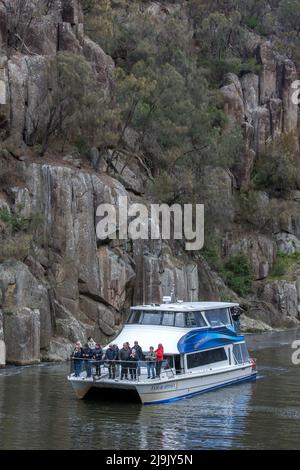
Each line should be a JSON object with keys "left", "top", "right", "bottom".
{"left": 0, "top": 1, "right": 300, "bottom": 365}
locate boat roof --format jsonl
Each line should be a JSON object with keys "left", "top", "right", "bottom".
{"left": 130, "top": 301, "right": 238, "bottom": 312}
{"left": 107, "top": 324, "right": 195, "bottom": 354}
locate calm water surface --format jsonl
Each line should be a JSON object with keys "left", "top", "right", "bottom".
{"left": 0, "top": 329, "right": 300, "bottom": 450}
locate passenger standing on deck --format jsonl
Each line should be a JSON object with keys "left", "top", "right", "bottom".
{"left": 145, "top": 346, "right": 156, "bottom": 379}
{"left": 119, "top": 343, "right": 131, "bottom": 380}
{"left": 134, "top": 340, "right": 143, "bottom": 376}
{"left": 82, "top": 343, "right": 93, "bottom": 378}
{"left": 72, "top": 341, "right": 83, "bottom": 377}
{"left": 128, "top": 349, "right": 138, "bottom": 380}
{"left": 155, "top": 343, "right": 164, "bottom": 378}
{"left": 113, "top": 344, "right": 120, "bottom": 377}
{"left": 105, "top": 344, "right": 117, "bottom": 379}
{"left": 87, "top": 337, "right": 96, "bottom": 350}
{"left": 93, "top": 343, "right": 103, "bottom": 377}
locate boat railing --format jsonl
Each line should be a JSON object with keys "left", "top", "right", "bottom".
{"left": 69, "top": 357, "right": 173, "bottom": 382}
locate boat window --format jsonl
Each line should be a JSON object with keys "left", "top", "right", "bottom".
{"left": 161, "top": 312, "right": 175, "bottom": 326}
{"left": 127, "top": 310, "right": 142, "bottom": 324}
{"left": 186, "top": 312, "right": 197, "bottom": 327}
{"left": 204, "top": 308, "right": 230, "bottom": 327}
{"left": 187, "top": 347, "right": 228, "bottom": 369}
{"left": 233, "top": 343, "right": 250, "bottom": 364}
{"left": 127, "top": 310, "right": 208, "bottom": 327}
{"left": 175, "top": 312, "right": 185, "bottom": 327}
{"left": 141, "top": 312, "right": 162, "bottom": 325}
{"left": 194, "top": 312, "right": 207, "bottom": 327}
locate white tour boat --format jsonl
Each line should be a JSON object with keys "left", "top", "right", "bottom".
{"left": 68, "top": 299, "right": 257, "bottom": 404}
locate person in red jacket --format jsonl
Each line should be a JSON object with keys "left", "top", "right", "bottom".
{"left": 155, "top": 343, "right": 164, "bottom": 378}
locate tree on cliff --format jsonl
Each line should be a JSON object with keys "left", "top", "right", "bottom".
{"left": 27, "top": 52, "right": 118, "bottom": 156}
{"left": 0, "top": 0, "right": 56, "bottom": 53}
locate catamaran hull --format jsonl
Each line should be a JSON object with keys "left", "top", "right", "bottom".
{"left": 69, "top": 365, "right": 256, "bottom": 404}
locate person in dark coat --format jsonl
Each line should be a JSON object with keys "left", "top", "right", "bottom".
{"left": 71, "top": 341, "right": 83, "bottom": 377}
{"left": 93, "top": 343, "right": 103, "bottom": 376}
{"left": 105, "top": 344, "right": 117, "bottom": 379}
{"left": 133, "top": 340, "right": 143, "bottom": 376}
{"left": 82, "top": 343, "right": 93, "bottom": 378}
{"left": 119, "top": 343, "right": 131, "bottom": 380}
{"left": 113, "top": 344, "right": 120, "bottom": 377}
{"left": 128, "top": 349, "right": 138, "bottom": 380}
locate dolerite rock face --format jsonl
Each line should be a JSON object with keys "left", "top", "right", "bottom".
{"left": 3, "top": 307, "right": 40, "bottom": 365}
{"left": 252, "top": 280, "right": 300, "bottom": 328}
{"left": 0, "top": 0, "right": 114, "bottom": 145}
{"left": 0, "top": 261, "right": 52, "bottom": 349}
{"left": 220, "top": 40, "right": 299, "bottom": 187}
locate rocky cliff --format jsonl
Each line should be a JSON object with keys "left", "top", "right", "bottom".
{"left": 0, "top": 0, "right": 300, "bottom": 365}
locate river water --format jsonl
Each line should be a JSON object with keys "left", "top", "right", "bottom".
{"left": 0, "top": 328, "right": 300, "bottom": 450}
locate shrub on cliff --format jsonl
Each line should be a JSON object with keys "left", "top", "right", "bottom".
{"left": 222, "top": 254, "right": 253, "bottom": 297}
{"left": 253, "top": 142, "right": 298, "bottom": 193}
{"left": 29, "top": 52, "right": 118, "bottom": 156}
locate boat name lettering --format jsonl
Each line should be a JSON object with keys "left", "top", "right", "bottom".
{"left": 194, "top": 336, "right": 209, "bottom": 349}
{"left": 151, "top": 383, "right": 177, "bottom": 391}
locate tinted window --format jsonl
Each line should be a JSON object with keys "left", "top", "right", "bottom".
{"left": 185, "top": 312, "right": 207, "bottom": 327}
{"left": 186, "top": 312, "right": 197, "bottom": 327}
{"left": 194, "top": 312, "right": 207, "bottom": 327}
{"left": 205, "top": 309, "right": 230, "bottom": 327}
{"left": 161, "top": 313, "right": 175, "bottom": 326}
{"left": 127, "top": 310, "right": 207, "bottom": 327}
{"left": 175, "top": 312, "right": 185, "bottom": 327}
{"left": 128, "top": 311, "right": 142, "bottom": 324}
{"left": 233, "top": 343, "right": 250, "bottom": 364}
{"left": 187, "top": 348, "right": 228, "bottom": 369}
{"left": 141, "top": 312, "right": 162, "bottom": 325}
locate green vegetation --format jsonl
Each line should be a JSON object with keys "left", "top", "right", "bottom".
{"left": 82, "top": 0, "right": 244, "bottom": 203}
{"left": 222, "top": 254, "right": 253, "bottom": 297}
{"left": 253, "top": 138, "right": 298, "bottom": 193}
{"left": 270, "top": 251, "right": 300, "bottom": 279}
{"left": 202, "top": 240, "right": 253, "bottom": 296}
{"left": 0, "top": 207, "right": 44, "bottom": 262}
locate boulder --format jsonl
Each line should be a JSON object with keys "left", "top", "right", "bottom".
{"left": 254, "top": 280, "right": 300, "bottom": 327}
{"left": 240, "top": 314, "right": 273, "bottom": 333}
{"left": 3, "top": 307, "right": 40, "bottom": 365}
{"left": 46, "top": 337, "right": 74, "bottom": 362}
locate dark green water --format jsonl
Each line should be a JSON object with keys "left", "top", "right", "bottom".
{"left": 0, "top": 329, "right": 300, "bottom": 450}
